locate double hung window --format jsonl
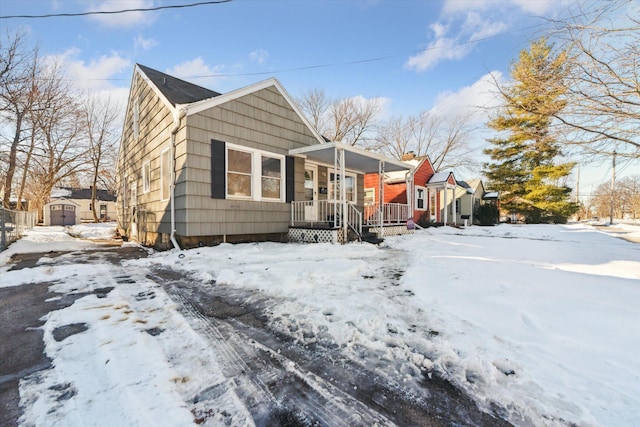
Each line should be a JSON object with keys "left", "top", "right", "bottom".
{"left": 416, "top": 186, "right": 426, "bottom": 210}
{"left": 226, "top": 144, "right": 284, "bottom": 202}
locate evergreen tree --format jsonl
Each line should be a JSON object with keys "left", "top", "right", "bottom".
{"left": 483, "top": 38, "right": 578, "bottom": 223}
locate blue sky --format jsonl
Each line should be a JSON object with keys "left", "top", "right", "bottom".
{"left": 2, "top": 0, "right": 636, "bottom": 192}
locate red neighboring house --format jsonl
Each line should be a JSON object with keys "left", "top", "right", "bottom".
{"left": 364, "top": 154, "right": 459, "bottom": 225}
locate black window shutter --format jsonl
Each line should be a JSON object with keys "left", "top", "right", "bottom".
{"left": 211, "top": 139, "right": 226, "bottom": 199}
{"left": 286, "top": 156, "right": 295, "bottom": 203}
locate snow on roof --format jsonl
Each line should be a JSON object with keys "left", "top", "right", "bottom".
{"left": 428, "top": 171, "right": 452, "bottom": 184}
{"left": 50, "top": 188, "right": 72, "bottom": 198}
{"left": 384, "top": 159, "right": 420, "bottom": 183}
{"left": 483, "top": 191, "right": 499, "bottom": 199}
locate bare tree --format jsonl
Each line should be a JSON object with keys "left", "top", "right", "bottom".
{"left": 0, "top": 30, "right": 37, "bottom": 208}
{"left": 618, "top": 175, "right": 640, "bottom": 220}
{"left": 550, "top": 2, "right": 640, "bottom": 159}
{"left": 81, "top": 94, "right": 120, "bottom": 221}
{"left": 375, "top": 111, "right": 477, "bottom": 172}
{"left": 28, "top": 60, "right": 89, "bottom": 220}
{"left": 296, "top": 89, "right": 383, "bottom": 146}
{"left": 590, "top": 174, "right": 640, "bottom": 220}
{"left": 296, "top": 88, "right": 329, "bottom": 134}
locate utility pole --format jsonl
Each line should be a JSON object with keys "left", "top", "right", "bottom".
{"left": 575, "top": 164, "right": 580, "bottom": 220}
{"left": 610, "top": 151, "right": 616, "bottom": 225}
{"left": 575, "top": 164, "right": 580, "bottom": 204}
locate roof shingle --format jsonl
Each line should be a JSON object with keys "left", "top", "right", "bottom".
{"left": 137, "top": 64, "right": 221, "bottom": 106}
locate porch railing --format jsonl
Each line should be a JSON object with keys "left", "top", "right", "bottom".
{"left": 291, "top": 201, "right": 409, "bottom": 228}
{"left": 290, "top": 200, "right": 361, "bottom": 234}
{"left": 364, "top": 203, "right": 410, "bottom": 226}
{"left": 291, "top": 200, "right": 337, "bottom": 227}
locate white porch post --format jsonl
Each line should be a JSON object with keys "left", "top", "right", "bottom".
{"left": 339, "top": 148, "right": 346, "bottom": 238}
{"left": 333, "top": 147, "right": 338, "bottom": 227}
{"left": 379, "top": 160, "right": 385, "bottom": 233}
{"left": 443, "top": 185, "right": 448, "bottom": 226}
{"left": 452, "top": 186, "right": 457, "bottom": 225}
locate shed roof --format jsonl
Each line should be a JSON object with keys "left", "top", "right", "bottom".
{"left": 52, "top": 187, "right": 116, "bottom": 202}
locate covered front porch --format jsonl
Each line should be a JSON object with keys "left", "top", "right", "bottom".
{"left": 288, "top": 142, "right": 414, "bottom": 243}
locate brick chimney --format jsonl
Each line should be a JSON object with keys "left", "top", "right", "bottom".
{"left": 401, "top": 152, "right": 416, "bottom": 161}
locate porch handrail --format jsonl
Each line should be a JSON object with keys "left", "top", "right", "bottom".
{"left": 364, "top": 203, "right": 409, "bottom": 226}
{"left": 347, "top": 204, "right": 362, "bottom": 237}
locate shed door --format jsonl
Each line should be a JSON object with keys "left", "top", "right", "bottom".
{"left": 50, "top": 204, "right": 75, "bottom": 226}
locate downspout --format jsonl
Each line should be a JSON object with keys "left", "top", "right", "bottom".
{"left": 170, "top": 108, "right": 187, "bottom": 250}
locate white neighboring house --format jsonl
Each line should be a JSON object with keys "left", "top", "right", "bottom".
{"left": 43, "top": 188, "right": 117, "bottom": 226}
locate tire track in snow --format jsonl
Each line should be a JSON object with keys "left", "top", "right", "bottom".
{"left": 148, "top": 269, "right": 393, "bottom": 426}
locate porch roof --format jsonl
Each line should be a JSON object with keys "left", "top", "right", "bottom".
{"left": 289, "top": 142, "right": 413, "bottom": 173}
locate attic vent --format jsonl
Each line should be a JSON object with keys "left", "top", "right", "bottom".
{"left": 163, "top": 77, "right": 167, "bottom": 86}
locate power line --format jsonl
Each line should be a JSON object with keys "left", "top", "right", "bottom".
{"left": 0, "top": 0, "right": 233, "bottom": 19}
{"left": 25, "top": 32, "right": 515, "bottom": 83}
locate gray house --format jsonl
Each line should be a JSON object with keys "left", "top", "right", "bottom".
{"left": 116, "top": 64, "right": 410, "bottom": 248}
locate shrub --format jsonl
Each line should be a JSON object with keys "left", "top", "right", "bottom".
{"left": 476, "top": 203, "right": 499, "bottom": 225}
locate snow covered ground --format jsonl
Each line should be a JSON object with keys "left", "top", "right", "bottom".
{"left": 1, "top": 222, "right": 639, "bottom": 426}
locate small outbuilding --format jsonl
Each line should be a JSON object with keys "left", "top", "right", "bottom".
{"left": 43, "top": 187, "right": 117, "bottom": 226}
{"left": 43, "top": 198, "right": 80, "bottom": 226}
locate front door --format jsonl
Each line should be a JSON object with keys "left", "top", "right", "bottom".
{"left": 429, "top": 191, "right": 437, "bottom": 222}
{"left": 304, "top": 164, "right": 318, "bottom": 221}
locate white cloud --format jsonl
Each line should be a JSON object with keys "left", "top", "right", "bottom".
{"left": 353, "top": 94, "right": 392, "bottom": 116}
{"left": 406, "top": 9, "right": 508, "bottom": 72}
{"left": 463, "top": 12, "right": 508, "bottom": 41}
{"left": 442, "top": 0, "right": 491, "bottom": 15}
{"left": 511, "top": 0, "right": 554, "bottom": 15}
{"left": 409, "top": 0, "right": 562, "bottom": 72}
{"left": 442, "top": 0, "right": 554, "bottom": 15}
{"left": 46, "top": 49, "right": 131, "bottom": 93}
{"left": 429, "top": 71, "right": 504, "bottom": 124}
{"left": 39, "top": 50, "right": 132, "bottom": 124}
{"left": 166, "top": 57, "right": 225, "bottom": 89}
{"left": 431, "top": 22, "right": 449, "bottom": 38}
{"left": 86, "top": 0, "right": 157, "bottom": 28}
{"left": 406, "top": 35, "right": 474, "bottom": 72}
{"left": 133, "top": 35, "right": 157, "bottom": 51}
{"left": 249, "top": 49, "right": 269, "bottom": 65}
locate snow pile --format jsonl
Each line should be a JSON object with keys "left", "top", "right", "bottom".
{"left": 609, "top": 222, "right": 640, "bottom": 241}
{"left": 0, "top": 227, "right": 94, "bottom": 269}
{"left": 67, "top": 223, "right": 117, "bottom": 240}
{"left": 0, "top": 224, "right": 118, "bottom": 276}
